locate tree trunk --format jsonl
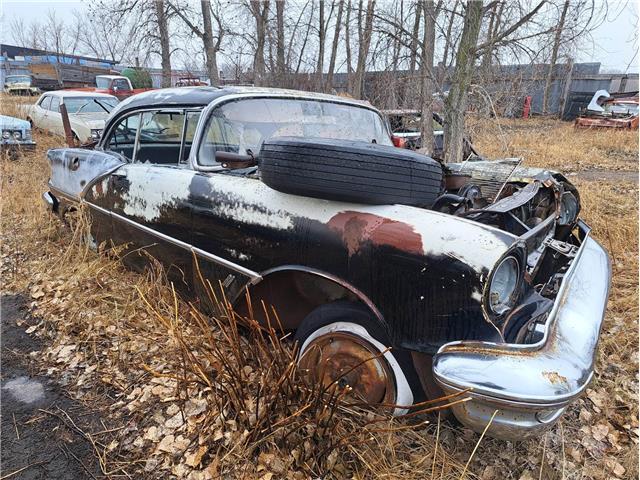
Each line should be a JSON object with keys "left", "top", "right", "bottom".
{"left": 345, "top": 0, "right": 353, "bottom": 91}
{"left": 408, "top": 2, "right": 422, "bottom": 73}
{"left": 325, "top": 0, "right": 344, "bottom": 92}
{"left": 420, "top": 0, "right": 436, "bottom": 155}
{"left": 480, "top": 1, "right": 497, "bottom": 73}
{"left": 316, "top": 0, "right": 325, "bottom": 90}
{"left": 154, "top": 0, "right": 172, "bottom": 88}
{"left": 443, "top": 0, "right": 483, "bottom": 163}
{"left": 543, "top": 0, "right": 570, "bottom": 114}
{"left": 351, "top": 0, "right": 375, "bottom": 99}
{"left": 276, "top": 0, "right": 286, "bottom": 82}
{"left": 201, "top": 1, "right": 219, "bottom": 86}
{"left": 440, "top": 0, "right": 458, "bottom": 84}
{"left": 251, "top": 1, "right": 269, "bottom": 86}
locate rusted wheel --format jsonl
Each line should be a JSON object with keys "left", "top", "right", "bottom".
{"left": 295, "top": 302, "right": 415, "bottom": 414}
{"left": 298, "top": 328, "right": 396, "bottom": 405}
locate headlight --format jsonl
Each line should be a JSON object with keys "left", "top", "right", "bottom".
{"left": 90, "top": 129, "right": 102, "bottom": 140}
{"left": 13, "top": 131, "right": 21, "bottom": 140}
{"left": 488, "top": 256, "right": 519, "bottom": 315}
{"left": 2, "top": 131, "right": 10, "bottom": 139}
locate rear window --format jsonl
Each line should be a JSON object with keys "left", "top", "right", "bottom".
{"left": 198, "top": 98, "right": 391, "bottom": 166}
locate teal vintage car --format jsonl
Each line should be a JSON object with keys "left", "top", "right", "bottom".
{"left": 0, "top": 114, "right": 36, "bottom": 154}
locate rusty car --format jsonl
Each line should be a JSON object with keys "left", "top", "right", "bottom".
{"left": 575, "top": 90, "right": 639, "bottom": 129}
{"left": 42, "top": 86, "right": 611, "bottom": 440}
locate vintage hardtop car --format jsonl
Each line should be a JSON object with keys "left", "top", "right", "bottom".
{"left": 43, "top": 86, "right": 610, "bottom": 440}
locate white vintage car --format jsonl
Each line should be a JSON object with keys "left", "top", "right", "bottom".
{"left": 26, "top": 91, "right": 119, "bottom": 144}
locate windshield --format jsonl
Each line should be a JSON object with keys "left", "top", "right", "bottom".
{"left": 6, "top": 75, "right": 31, "bottom": 85}
{"left": 198, "top": 98, "right": 391, "bottom": 165}
{"left": 64, "top": 97, "right": 119, "bottom": 114}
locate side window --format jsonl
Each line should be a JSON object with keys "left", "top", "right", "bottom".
{"left": 49, "top": 96, "right": 60, "bottom": 112}
{"left": 135, "top": 111, "right": 185, "bottom": 165}
{"left": 197, "top": 112, "right": 242, "bottom": 166}
{"left": 106, "top": 113, "right": 141, "bottom": 160}
{"left": 181, "top": 111, "right": 201, "bottom": 162}
{"left": 39, "top": 96, "right": 51, "bottom": 110}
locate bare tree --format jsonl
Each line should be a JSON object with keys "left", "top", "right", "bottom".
{"left": 276, "top": 0, "right": 287, "bottom": 79}
{"left": 420, "top": 1, "right": 436, "bottom": 155}
{"left": 351, "top": 0, "right": 375, "bottom": 99}
{"left": 153, "top": 0, "right": 173, "bottom": 87}
{"left": 249, "top": 0, "right": 270, "bottom": 85}
{"left": 408, "top": 2, "right": 422, "bottom": 73}
{"left": 325, "top": 0, "right": 345, "bottom": 91}
{"left": 169, "top": 1, "right": 225, "bottom": 85}
{"left": 542, "top": 0, "right": 570, "bottom": 113}
{"left": 443, "top": 0, "right": 483, "bottom": 163}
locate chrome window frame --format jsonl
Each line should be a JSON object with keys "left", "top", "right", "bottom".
{"left": 101, "top": 107, "right": 203, "bottom": 165}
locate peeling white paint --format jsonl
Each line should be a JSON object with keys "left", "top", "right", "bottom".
{"left": 119, "top": 165, "right": 193, "bottom": 222}
{"left": 202, "top": 175, "right": 514, "bottom": 272}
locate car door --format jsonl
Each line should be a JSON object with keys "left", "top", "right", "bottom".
{"left": 32, "top": 95, "right": 51, "bottom": 129}
{"left": 47, "top": 96, "right": 63, "bottom": 136}
{"left": 97, "top": 109, "right": 196, "bottom": 291}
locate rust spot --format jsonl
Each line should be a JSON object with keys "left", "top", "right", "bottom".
{"left": 542, "top": 371, "right": 568, "bottom": 385}
{"left": 328, "top": 211, "right": 423, "bottom": 256}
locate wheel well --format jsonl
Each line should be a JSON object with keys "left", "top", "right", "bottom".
{"left": 233, "top": 269, "right": 382, "bottom": 332}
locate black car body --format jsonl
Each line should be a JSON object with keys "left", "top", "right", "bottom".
{"left": 43, "top": 87, "right": 610, "bottom": 440}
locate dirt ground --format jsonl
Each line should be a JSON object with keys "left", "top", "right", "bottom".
{"left": 1, "top": 96, "right": 638, "bottom": 479}
{"left": 1, "top": 295, "right": 104, "bottom": 479}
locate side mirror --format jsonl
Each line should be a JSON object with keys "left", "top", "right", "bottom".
{"left": 215, "top": 151, "right": 257, "bottom": 169}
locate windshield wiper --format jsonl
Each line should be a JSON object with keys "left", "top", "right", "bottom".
{"left": 93, "top": 99, "right": 112, "bottom": 113}
{"left": 76, "top": 102, "right": 92, "bottom": 114}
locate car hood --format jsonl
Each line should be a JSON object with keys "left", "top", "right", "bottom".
{"left": 447, "top": 159, "right": 561, "bottom": 184}
{"left": 0, "top": 114, "right": 30, "bottom": 130}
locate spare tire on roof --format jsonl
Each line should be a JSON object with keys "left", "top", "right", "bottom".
{"left": 259, "top": 137, "right": 443, "bottom": 207}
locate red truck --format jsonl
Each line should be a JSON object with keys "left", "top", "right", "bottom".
{"left": 72, "top": 75, "right": 153, "bottom": 100}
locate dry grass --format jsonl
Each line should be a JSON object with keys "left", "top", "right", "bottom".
{"left": 470, "top": 115, "right": 639, "bottom": 173}
{"left": 1, "top": 94, "right": 638, "bottom": 479}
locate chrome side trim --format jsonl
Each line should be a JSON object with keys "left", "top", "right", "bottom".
{"left": 84, "top": 201, "right": 262, "bottom": 282}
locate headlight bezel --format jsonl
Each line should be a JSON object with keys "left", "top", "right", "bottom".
{"left": 484, "top": 247, "right": 526, "bottom": 318}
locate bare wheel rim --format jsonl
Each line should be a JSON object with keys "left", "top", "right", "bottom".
{"left": 298, "top": 331, "right": 396, "bottom": 405}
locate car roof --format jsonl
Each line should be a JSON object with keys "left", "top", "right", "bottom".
{"left": 43, "top": 90, "right": 118, "bottom": 99}
{"left": 97, "top": 75, "right": 128, "bottom": 80}
{"left": 111, "top": 86, "right": 377, "bottom": 117}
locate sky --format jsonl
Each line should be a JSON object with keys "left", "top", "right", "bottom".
{"left": 0, "top": 0, "right": 638, "bottom": 73}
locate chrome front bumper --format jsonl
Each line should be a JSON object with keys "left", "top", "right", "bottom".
{"left": 433, "top": 222, "right": 611, "bottom": 440}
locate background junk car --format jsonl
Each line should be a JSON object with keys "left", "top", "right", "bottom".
{"left": 27, "top": 90, "right": 119, "bottom": 144}
{"left": 1, "top": 114, "right": 36, "bottom": 153}
{"left": 43, "top": 86, "right": 611, "bottom": 440}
